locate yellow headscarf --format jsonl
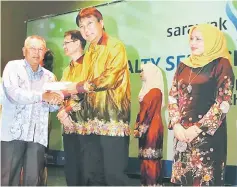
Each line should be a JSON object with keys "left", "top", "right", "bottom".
{"left": 183, "top": 23, "right": 231, "bottom": 68}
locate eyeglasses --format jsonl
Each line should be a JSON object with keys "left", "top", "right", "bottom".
{"left": 27, "top": 47, "right": 45, "bottom": 53}
{"left": 63, "top": 40, "right": 78, "bottom": 46}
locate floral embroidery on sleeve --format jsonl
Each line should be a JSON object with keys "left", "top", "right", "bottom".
{"left": 197, "top": 75, "right": 234, "bottom": 135}
{"left": 64, "top": 94, "right": 84, "bottom": 113}
{"left": 134, "top": 101, "right": 149, "bottom": 138}
{"left": 168, "top": 72, "right": 182, "bottom": 129}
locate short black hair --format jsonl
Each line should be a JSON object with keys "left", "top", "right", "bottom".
{"left": 64, "top": 30, "right": 86, "bottom": 49}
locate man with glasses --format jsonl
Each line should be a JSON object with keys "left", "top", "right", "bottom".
{"left": 1, "top": 35, "right": 63, "bottom": 186}
{"left": 61, "top": 7, "right": 138, "bottom": 186}
{"left": 57, "top": 30, "right": 105, "bottom": 186}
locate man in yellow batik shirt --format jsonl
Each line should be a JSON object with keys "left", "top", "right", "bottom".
{"left": 57, "top": 30, "right": 104, "bottom": 186}
{"left": 62, "top": 7, "right": 138, "bottom": 186}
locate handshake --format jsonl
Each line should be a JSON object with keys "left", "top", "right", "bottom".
{"left": 41, "top": 81, "right": 90, "bottom": 105}
{"left": 42, "top": 91, "right": 64, "bottom": 105}
{"left": 41, "top": 81, "right": 82, "bottom": 105}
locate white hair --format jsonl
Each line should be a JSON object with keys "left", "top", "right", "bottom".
{"left": 24, "top": 35, "right": 46, "bottom": 48}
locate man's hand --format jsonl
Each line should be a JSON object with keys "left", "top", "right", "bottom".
{"left": 42, "top": 92, "right": 63, "bottom": 105}
{"left": 57, "top": 108, "right": 74, "bottom": 127}
{"left": 63, "top": 83, "right": 78, "bottom": 95}
{"left": 63, "top": 81, "right": 89, "bottom": 95}
{"left": 173, "top": 124, "right": 188, "bottom": 142}
{"left": 133, "top": 129, "right": 141, "bottom": 138}
{"left": 61, "top": 115, "right": 74, "bottom": 128}
{"left": 184, "top": 125, "right": 202, "bottom": 143}
{"left": 57, "top": 108, "right": 68, "bottom": 121}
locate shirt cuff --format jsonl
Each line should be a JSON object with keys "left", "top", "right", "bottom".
{"left": 76, "top": 82, "right": 87, "bottom": 93}
{"left": 64, "top": 105, "right": 73, "bottom": 113}
{"left": 36, "top": 91, "right": 43, "bottom": 102}
{"left": 62, "top": 90, "right": 71, "bottom": 99}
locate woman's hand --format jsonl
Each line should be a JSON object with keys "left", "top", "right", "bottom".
{"left": 184, "top": 125, "right": 202, "bottom": 143}
{"left": 173, "top": 124, "right": 187, "bottom": 142}
{"left": 133, "top": 129, "right": 141, "bottom": 138}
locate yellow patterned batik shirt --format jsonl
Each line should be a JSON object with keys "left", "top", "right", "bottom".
{"left": 71, "top": 32, "right": 131, "bottom": 137}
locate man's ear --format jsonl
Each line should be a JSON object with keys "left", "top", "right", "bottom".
{"left": 100, "top": 20, "right": 104, "bottom": 29}
{"left": 22, "top": 47, "right": 26, "bottom": 57}
{"left": 76, "top": 40, "right": 81, "bottom": 47}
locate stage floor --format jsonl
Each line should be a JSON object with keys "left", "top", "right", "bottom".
{"left": 47, "top": 165, "right": 174, "bottom": 186}
{"left": 47, "top": 165, "right": 232, "bottom": 186}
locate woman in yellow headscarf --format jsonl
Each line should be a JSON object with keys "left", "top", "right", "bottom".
{"left": 168, "top": 24, "right": 235, "bottom": 186}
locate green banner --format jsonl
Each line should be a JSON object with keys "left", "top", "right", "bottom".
{"left": 27, "top": 0, "right": 237, "bottom": 165}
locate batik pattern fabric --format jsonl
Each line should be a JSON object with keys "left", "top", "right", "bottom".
{"left": 60, "top": 55, "right": 87, "bottom": 134}
{"left": 168, "top": 58, "right": 234, "bottom": 186}
{"left": 134, "top": 88, "right": 164, "bottom": 186}
{"left": 72, "top": 32, "right": 131, "bottom": 137}
{"left": 1, "top": 59, "right": 58, "bottom": 147}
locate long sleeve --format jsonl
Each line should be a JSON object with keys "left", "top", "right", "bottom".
{"left": 134, "top": 101, "right": 150, "bottom": 138}
{"left": 49, "top": 105, "right": 60, "bottom": 112}
{"left": 134, "top": 90, "right": 161, "bottom": 138}
{"left": 64, "top": 94, "right": 84, "bottom": 113}
{"left": 0, "top": 80, "right": 2, "bottom": 114}
{"left": 157, "top": 67, "right": 165, "bottom": 108}
{"left": 49, "top": 75, "right": 60, "bottom": 112}
{"left": 0, "top": 80, "right": 3, "bottom": 105}
{"left": 3, "top": 62, "right": 42, "bottom": 105}
{"left": 43, "top": 72, "right": 60, "bottom": 112}
{"left": 88, "top": 43, "right": 128, "bottom": 92}
{"left": 168, "top": 69, "right": 182, "bottom": 130}
{"left": 196, "top": 58, "right": 235, "bottom": 135}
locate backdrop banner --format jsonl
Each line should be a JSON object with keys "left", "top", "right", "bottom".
{"left": 27, "top": 0, "right": 237, "bottom": 184}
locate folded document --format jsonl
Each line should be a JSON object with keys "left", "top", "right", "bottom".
{"left": 43, "top": 82, "right": 72, "bottom": 91}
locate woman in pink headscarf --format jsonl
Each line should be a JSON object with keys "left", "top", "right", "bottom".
{"left": 134, "top": 62, "right": 165, "bottom": 186}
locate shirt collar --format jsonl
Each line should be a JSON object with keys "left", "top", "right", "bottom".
{"left": 88, "top": 32, "right": 108, "bottom": 52}
{"left": 97, "top": 31, "right": 108, "bottom": 46}
{"left": 24, "top": 59, "right": 44, "bottom": 81}
{"left": 70, "top": 54, "right": 84, "bottom": 67}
